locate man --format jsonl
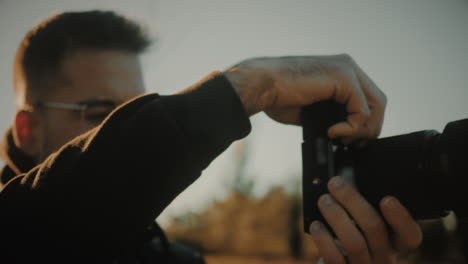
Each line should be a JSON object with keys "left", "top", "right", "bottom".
{"left": 1, "top": 10, "right": 202, "bottom": 263}
{"left": 3, "top": 11, "right": 148, "bottom": 175}
{"left": 0, "top": 11, "right": 421, "bottom": 263}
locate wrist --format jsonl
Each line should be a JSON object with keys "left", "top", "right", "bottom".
{"left": 223, "top": 59, "right": 276, "bottom": 116}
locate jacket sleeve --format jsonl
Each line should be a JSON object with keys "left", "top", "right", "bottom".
{"left": 0, "top": 72, "right": 251, "bottom": 258}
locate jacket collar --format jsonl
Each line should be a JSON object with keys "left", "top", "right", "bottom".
{"left": 0, "top": 128, "right": 36, "bottom": 184}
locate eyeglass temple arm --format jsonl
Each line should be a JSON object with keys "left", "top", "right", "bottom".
{"left": 39, "top": 102, "right": 87, "bottom": 111}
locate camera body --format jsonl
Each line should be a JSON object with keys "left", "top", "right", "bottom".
{"left": 301, "top": 100, "right": 468, "bottom": 233}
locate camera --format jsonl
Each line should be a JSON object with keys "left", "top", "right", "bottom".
{"left": 301, "top": 100, "right": 468, "bottom": 233}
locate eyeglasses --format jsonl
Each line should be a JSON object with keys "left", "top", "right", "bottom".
{"left": 35, "top": 99, "right": 117, "bottom": 124}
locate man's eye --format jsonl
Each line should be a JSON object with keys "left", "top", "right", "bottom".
{"left": 83, "top": 105, "right": 115, "bottom": 124}
{"left": 84, "top": 113, "right": 111, "bottom": 123}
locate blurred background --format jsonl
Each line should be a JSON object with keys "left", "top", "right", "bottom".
{"left": 1, "top": 0, "right": 468, "bottom": 263}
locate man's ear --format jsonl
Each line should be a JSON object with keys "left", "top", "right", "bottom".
{"left": 13, "top": 110, "right": 40, "bottom": 157}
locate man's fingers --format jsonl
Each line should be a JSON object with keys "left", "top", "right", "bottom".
{"left": 380, "top": 196, "right": 423, "bottom": 251}
{"left": 354, "top": 64, "right": 387, "bottom": 138}
{"left": 328, "top": 176, "right": 393, "bottom": 260}
{"left": 318, "top": 194, "right": 372, "bottom": 264}
{"left": 354, "top": 59, "right": 387, "bottom": 110}
{"left": 328, "top": 73, "right": 371, "bottom": 141}
{"left": 309, "top": 221, "right": 347, "bottom": 264}
{"left": 328, "top": 59, "right": 387, "bottom": 142}
{"left": 242, "top": 54, "right": 386, "bottom": 135}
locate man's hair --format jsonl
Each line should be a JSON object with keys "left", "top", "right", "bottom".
{"left": 14, "top": 10, "right": 151, "bottom": 102}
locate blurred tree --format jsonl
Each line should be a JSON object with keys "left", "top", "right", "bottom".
{"left": 230, "top": 139, "right": 254, "bottom": 196}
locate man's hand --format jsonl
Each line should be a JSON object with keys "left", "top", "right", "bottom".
{"left": 309, "top": 175, "right": 422, "bottom": 264}
{"left": 224, "top": 55, "right": 386, "bottom": 143}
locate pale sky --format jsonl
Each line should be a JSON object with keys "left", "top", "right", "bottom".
{"left": 1, "top": 0, "right": 468, "bottom": 224}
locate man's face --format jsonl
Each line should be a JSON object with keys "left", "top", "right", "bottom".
{"left": 35, "top": 50, "right": 145, "bottom": 162}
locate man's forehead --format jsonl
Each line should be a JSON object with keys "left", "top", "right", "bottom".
{"left": 51, "top": 49, "right": 145, "bottom": 104}
{"left": 61, "top": 50, "right": 143, "bottom": 80}
{"left": 63, "top": 50, "right": 140, "bottom": 69}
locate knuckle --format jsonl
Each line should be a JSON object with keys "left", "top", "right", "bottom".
{"left": 365, "top": 220, "right": 386, "bottom": 234}
{"left": 380, "top": 90, "right": 388, "bottom": 105}
{"left": 346, "top": 239, "right": 368, "bottom": 256}
{"left": 362, "top": 106, "right": 371, "bottom": 118}
{"left": 372, "top": 128, "right": 381, "bottom": 138}
{"left": 328, "top": 181, "right": 354, "bottom": 201}
{"left": 407, "top": 230, "right": 423, "bottom": 249}
{"left": 332, "top": 77, "right": 352, "bottom": 104}
{"left": 397, "top": 230, "right": 423, "bottom": 252}
{"left": 339, "top": 53, "right": 353, "bottom": 63}
{"left": 353, "top": 117, "right": 369, "bottom": 135}
{"left": 374, "top": 92, "right": 387, "bottom": 111}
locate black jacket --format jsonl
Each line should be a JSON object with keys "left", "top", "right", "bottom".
{"left": 0, "top": 73, "right": 251, "bottom": 263}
